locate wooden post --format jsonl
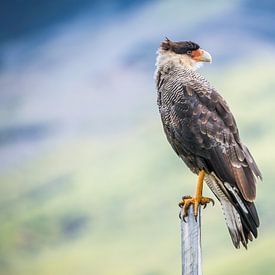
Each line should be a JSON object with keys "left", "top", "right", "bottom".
{"left": 180, "top": 205, "right": 202, "bottom": 275}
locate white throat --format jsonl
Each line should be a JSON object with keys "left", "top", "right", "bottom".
{"left": 155, "top": 49, "right": 203, "bottom": 72}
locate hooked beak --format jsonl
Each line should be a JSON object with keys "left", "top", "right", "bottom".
{"left": 192, "top": 49, "right": 212, "bottom": 63}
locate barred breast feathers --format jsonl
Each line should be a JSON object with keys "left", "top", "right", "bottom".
{"left": 155, "top": 49, "right": 214, "bottom": 95}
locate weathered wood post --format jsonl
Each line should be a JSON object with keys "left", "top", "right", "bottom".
{"left": 180, "top": 205, "right": 202, "bottom": 275}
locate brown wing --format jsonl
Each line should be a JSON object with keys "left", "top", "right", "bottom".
{"left": 171, "top": 85, "right": 262, "bottom": 202}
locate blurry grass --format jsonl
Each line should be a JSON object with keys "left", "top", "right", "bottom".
{"left": 1, "top": 58, "right": 275, "bottom": 274}
{"left": 205, "top": 232, "right": 275, "bottom": 275}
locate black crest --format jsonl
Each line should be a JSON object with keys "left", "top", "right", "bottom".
{"left": 160, "top": 38, "right": 200, "bottom": 54}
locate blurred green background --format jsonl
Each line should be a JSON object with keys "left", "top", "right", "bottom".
{"left": 1, "top": 0, "right": 275, "bottom": 274}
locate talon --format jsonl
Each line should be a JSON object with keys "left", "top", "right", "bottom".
{"left": 179, "top": 195, "right": 191, "bottom": 208}
{"left": 179, "top": 209, "right": 187, "bottom": 222}
{"left": 178, "top": 171, "right": 215, "bottom": 220}
{"left": 178, "top": 194, "right": 214, "bottom": 220}
{"left": 182, "top": 214, "right": 187, "bottom": 223}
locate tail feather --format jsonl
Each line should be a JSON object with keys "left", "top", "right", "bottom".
{"left": 220, "top": 199, "right": 246, "bottom": 248}
{"left": 224, "top": 181, "right": 259, "bottom": 238}
{"left": 205, "top": 173, "right": 259, "bottom": 249}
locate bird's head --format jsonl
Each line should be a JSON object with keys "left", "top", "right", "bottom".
{"left": 157, "top": 38, "right": 212, "bottom": 71}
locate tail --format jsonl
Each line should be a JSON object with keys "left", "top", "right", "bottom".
{"left": 205, "top": 173, "right": 259, "bottom": 249}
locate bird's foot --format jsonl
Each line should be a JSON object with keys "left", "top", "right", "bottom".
{"left": 179, "top": 195, "right": 214, "bottom": 222}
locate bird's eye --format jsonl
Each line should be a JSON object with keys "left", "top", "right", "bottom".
{"left": 187, "top": 50, "right": 192, "bottom": 55}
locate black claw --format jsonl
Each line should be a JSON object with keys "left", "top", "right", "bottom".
{"left": 194, "top": 215, "right": 198, "bottom": 222}
{"left": 182, "top": 215, "right": 187, "bottom": 223}
{"left": 211, "top": 199, "right": 215, "bottom": 206}
{"left": 179, "top": 211, "right": 187, "bottom": 223}
{"left": 203, "top": 204, "right": 207, "bottom": 209}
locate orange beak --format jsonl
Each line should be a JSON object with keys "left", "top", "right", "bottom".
{"left": 191, "top": 49, "right": 212, "bottom": 63}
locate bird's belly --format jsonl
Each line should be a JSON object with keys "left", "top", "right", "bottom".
{"left": 180, "top": 154, "right": 200, "bottom": 174}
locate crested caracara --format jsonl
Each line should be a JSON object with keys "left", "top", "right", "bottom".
{"left": 155, "top": 38, "right": 262, "bottom": 249}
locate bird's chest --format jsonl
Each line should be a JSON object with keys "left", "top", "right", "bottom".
{"left": 158, "top": 86, "right": 195, "bottom": 128}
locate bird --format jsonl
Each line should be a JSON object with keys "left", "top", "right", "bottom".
{"left": 154, "top": 38, "right": 262, "bottom": 249}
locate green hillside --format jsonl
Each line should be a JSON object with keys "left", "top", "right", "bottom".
{"left": 1, "top": 57, "right": 275, "bottom": 274}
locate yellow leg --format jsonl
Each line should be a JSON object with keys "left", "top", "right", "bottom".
{"left": 179, "top": 170, "right": 214, "bottom": 221}
{"left": 195, "top": 170, "right": 205, "bottom": 199}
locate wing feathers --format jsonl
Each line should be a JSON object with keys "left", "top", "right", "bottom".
{"left": 192, "top": 88, "right": 261, "bottom": 202}
{"left": 242, "top": 144, "right": 263, "bottom": 180}
{"left": 232, "top": 166, "right": 256, "bottom": 202}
